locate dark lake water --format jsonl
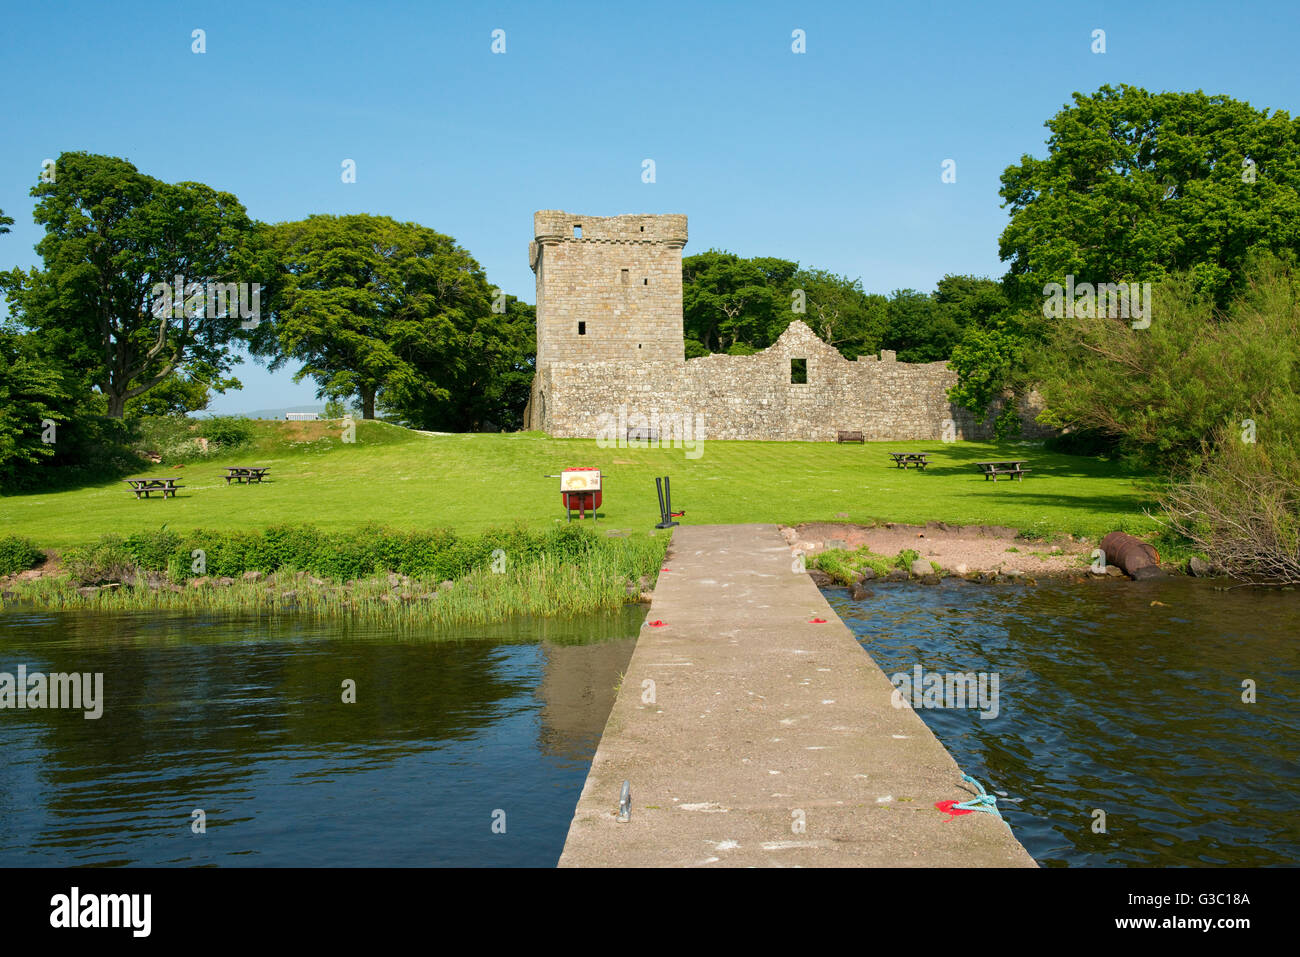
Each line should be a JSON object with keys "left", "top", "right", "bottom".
{"left": 826, "top": 578, "right": 1300, "bottom": 867}
{"left": 4, "top": 579, "right": 1295, "bottom": 869}
{"left": 0, "top": 609, "right": 640, "bottom": 867}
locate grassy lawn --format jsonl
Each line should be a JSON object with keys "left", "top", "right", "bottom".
{"left": 1, "top": 420, "right": 1161, "bottom": 549}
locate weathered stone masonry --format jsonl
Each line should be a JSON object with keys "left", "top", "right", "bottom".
{"left": 523, "top": 210, "right": 1048, "bottom": 441}
{"left": 529, "top": 210, "right": 687, "bottom": 366}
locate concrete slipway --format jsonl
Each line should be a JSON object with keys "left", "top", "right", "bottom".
{"left": 558, "top": 523, "right": 1036, "bottom": 868}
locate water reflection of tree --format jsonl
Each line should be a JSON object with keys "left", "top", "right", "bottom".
{"left": 8, "top": 625, "right": 533, "bottom": 816}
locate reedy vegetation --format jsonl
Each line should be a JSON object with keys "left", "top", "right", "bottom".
{"left": 1, "top": 524, "right": 668, "bottom": 627}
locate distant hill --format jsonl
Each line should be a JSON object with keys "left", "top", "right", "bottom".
{"left": 235, "top": 404, "right": 328, "bottom": 420}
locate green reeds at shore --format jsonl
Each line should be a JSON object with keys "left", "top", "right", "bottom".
{"left": 813, "top": 546, "right": 925, "bottom": 584}
{"left": 0, "top": 525, "right": 668, "bottom": 628}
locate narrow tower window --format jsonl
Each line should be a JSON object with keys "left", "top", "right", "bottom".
{"left": 578, "top": 322, "right": 586, "bottom": 336}
{"left": 643, "top": 278, "right": 648, "bottom": 285}
{"left": 790, "top": 358, "right": 808, "bottom": 384}
{"left": 620, "top": 269, "right": 629, "bottom": 284}
{"left": 573, "top": 225, "right": 582, "bottom": 238}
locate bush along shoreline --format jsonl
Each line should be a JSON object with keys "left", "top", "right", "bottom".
{"left": 0, "top": 525, "right": 668, "bottom": 628}
{"left": 0, "top": 535, "right": 43, "bottom": 577}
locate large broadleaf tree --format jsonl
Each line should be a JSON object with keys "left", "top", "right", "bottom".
{"left": 260, "top": 214, "right": 496, "bottom": 422}
{"left": 1, "top": 152, "right": 265, "bottom": 418}
{"left": 950, "top": 85, "right": 1300, "bottom": 436}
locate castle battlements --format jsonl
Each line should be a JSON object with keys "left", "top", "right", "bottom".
{"left": 532, "top": 210, "right": 687, "bottom": 250}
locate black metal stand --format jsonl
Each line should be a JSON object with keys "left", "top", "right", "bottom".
{"left": 655, "top": 476, "right": 679, "bottom": 529}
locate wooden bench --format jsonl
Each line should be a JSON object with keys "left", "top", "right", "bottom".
{"left": 975, "top": 461, "right": 1032, "bottom": 482}
{"left": 626, "top": 428, "right": 658, "bottom": 443}
{"left": 888, "top": 452, "right": 930, "bottom": 470}
{"left": 224, "top": 466, "right": 271, "bottom": 484}
{"left": 836, "top": 430, "right": 865, "bottom": 444}
{"left": 124, "top": 478, "right": 183, "bottom": 499}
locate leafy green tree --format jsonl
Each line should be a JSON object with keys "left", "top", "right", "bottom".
{"left": 948, "top": 315, "right": 1040, "bottom": 439}
{"left": 933, "top": 275, "right": 1010, "bottom": 327}
{"left": 999, "top": 84, "right": 1300, "bottom": 307}
{"left": 1, "top": 153, "right": 263, "bottom": 419}
{"left": 1034, "top": 253, "right": 1300, "bottom": 471}
{"left": 0, "top": 326, "right": 72, "bottom": 486}
{"left": 124, "top": 368, "right": 235, "bottom": 418}
{"left": 470, "top": 296, "right": 535, "bottom": 431}
{"left": 683, "top": 252, "right": 890, "bottom": 358}
{"left": 953, "top": 86, "right": 1300, "bottom": 436}
{"left": 939, "top": 275, "right": 1044, "bottom": 438}
{"left": 383, "top": 295, "right": 535, "bottom": 431}
{"left": 881, "top": 289, "right": 963, "bottom": 362}
{"left": 0, "top": 208, "right": 12, "bottom": 234}
{"left": 684, "top": 337, "right": 710, "bottom": 359}
{"left": 261, "top": 214, "right": 494, "bottom": 421}
{"left": 682, "top": 251, "right": 789, "bottom": 352}
{"left": 791, "top": 269, "right": 888, "bottom": 358}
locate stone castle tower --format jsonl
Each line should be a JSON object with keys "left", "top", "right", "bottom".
{"left": 529, "top": 210, "right": 688, "bottom": 365}
{"left": 522, "top": 208, "right": 1052, "bottom": 441}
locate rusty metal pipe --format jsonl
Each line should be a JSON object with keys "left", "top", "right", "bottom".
{"left": 1100, "top": 531, "right": 1161, "bottom": 579}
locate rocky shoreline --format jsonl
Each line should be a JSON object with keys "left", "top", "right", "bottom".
{"left": 781, "top": 521, "right": 1208, "bottom": 588}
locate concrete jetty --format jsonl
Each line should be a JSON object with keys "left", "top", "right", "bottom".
{"left": 559, "top": 523, "right": 1036, "bottom": 867}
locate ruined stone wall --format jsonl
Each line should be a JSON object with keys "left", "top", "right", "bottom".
{"left": 528, "top": 320, "right": 1051, "bottom": 441}
{"left": 522, "top": 209, "right": 1051, "bottom": 442}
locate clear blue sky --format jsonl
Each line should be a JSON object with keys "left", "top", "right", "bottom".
{"left": 3, "top": 0, "right": 1297, "bottom": 413}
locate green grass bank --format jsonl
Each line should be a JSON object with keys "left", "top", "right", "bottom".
{"left": 1, "top": 419, "right": 1159, "bottom": 548}
{"left": 0, "top": 419, "right": 1164, "bottom": 622}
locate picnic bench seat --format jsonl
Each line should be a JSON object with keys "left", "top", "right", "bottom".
{"left": 223, "top": 467, "right": 271, "bottom": 484}
{"left": 626, "top": 427, "right": 658, "bottom": 443}
{"left": 888, "top": 452, "right": 930, "bottom": 470}
{"left": 836, "top": 430, "right": 865, "bottom": 444}
{"left": 124, "top": 478, "right": 183, "bottom": 499}
{"left": 975, "top": 461, "right": 1032, "bottom": 482}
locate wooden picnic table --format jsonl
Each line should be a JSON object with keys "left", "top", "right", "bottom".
{"left": 223, "top": 466, "right": 271, "bottom": 484}
{"left": 124, "top": 478, "right": 184, "bottom": 499}
{"left": 975, "top": 460, "right": 1032, "bottom": 482}
{"left": 888, "top": 452, "right": 931, "bottom": 470}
